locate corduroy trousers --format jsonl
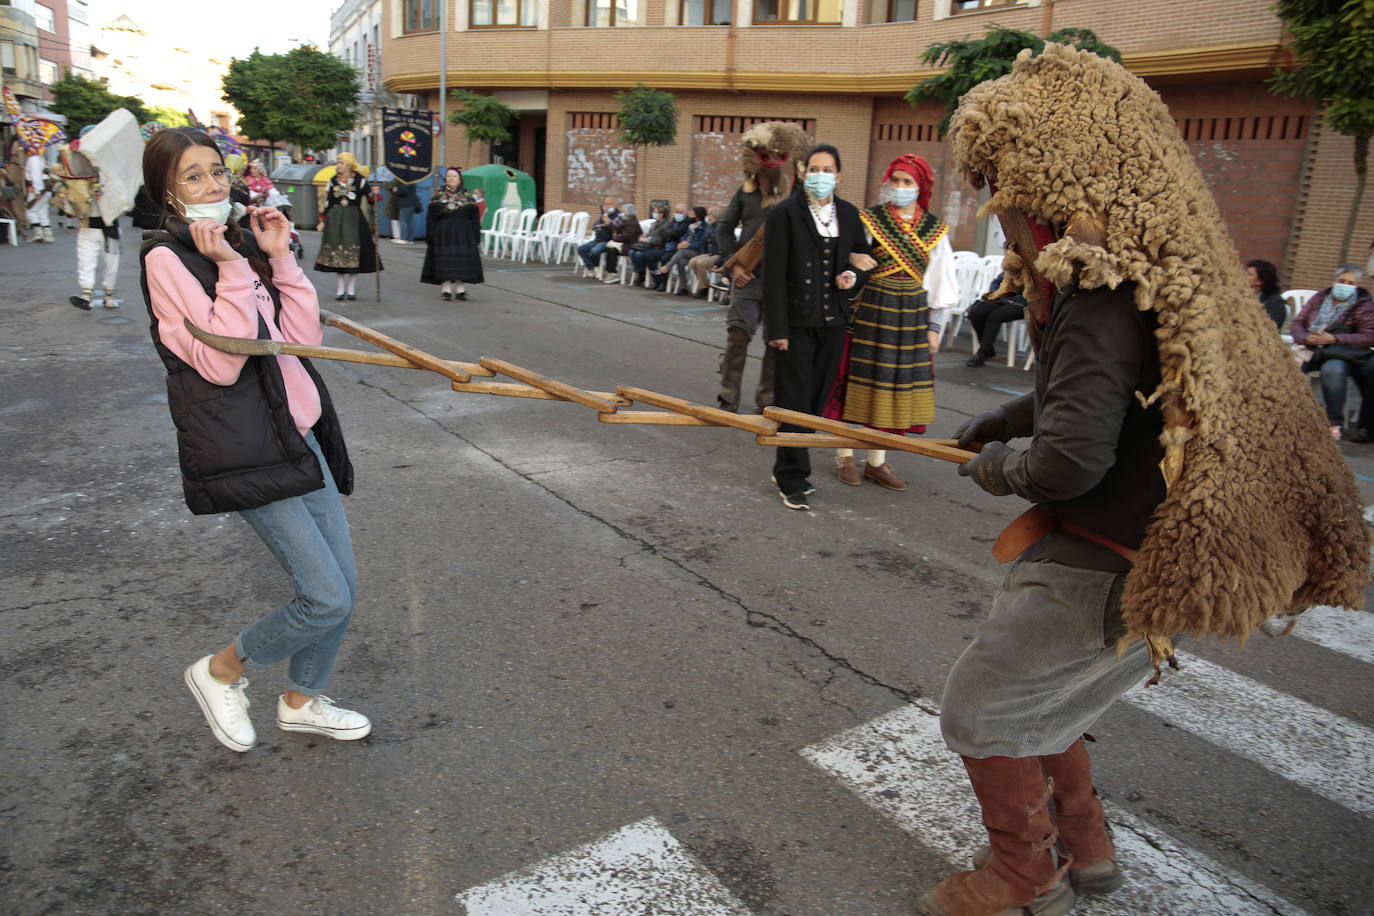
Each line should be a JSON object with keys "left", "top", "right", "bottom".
{"left": 940, "top": 557, "right": 1158, "bottom": 758}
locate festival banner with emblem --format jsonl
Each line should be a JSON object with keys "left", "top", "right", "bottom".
{"left": 381, "top": 108, "right": 435, "bottom": 185}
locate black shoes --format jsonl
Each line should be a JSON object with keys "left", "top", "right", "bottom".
{"left": 965, "top": 353, "right": 989, "bottom": 368}
{"left": 346, "top": 293, "right": 357, "bottom": 300}
{"left": 1347, "top": 427, "right": 1373, "bottom": 444}
{"left": 441, "top": 291, "right": 452, "bottom": 301}
{"left": 334, "top": 294, "right": 346, "bottom": 301}
{"left": 694, "top": 288, "right": 709, "bottom": 299}
{"left": 69, "top": 295, "right": 92, "bottom": 310}
{"left": 456, "top": 292, "right": 468, "bottom": 300}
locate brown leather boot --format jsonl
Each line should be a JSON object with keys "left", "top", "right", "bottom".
{"left": 1040, "top": 738, "right": 1123, "bottom": 895}
{"left": 717, "top": 327, "right": 749, "bottom": 412}
{"left": 919, "top": 755, "right": 1075, "bottom": 916}
{"left": 755, "top": 345, "right": 776, "bottom": 411}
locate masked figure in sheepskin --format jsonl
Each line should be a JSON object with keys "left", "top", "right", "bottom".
{"left": 925, "top": 44, "right": 1367, "bottom": 916}
{"left": 712, "top": 120, "right": 811, "bottom": 414}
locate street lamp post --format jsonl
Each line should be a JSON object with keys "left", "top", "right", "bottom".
{"left": 438, "top": 0, "right": 447, "bottom": 173}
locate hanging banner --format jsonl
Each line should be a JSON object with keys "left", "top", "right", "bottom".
{"left": 381, "top": 108, "right": 435, "bottom": 185}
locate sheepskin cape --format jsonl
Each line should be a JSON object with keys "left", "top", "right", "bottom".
{"left": 949, "top": 44, "right": 1368, "bottom": 667}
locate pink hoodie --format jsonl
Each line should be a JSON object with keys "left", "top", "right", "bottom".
{"left": 145, "top": 250, "right": 323, "bottom": 434}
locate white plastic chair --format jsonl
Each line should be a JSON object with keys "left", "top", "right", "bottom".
{"left": 1281, "top": 289, "right": 1318, "bottom": 345}
{"left": 496, "top": 208, "right": 538, "bottom": 261}
{"left": 0, "top": 216, "right": 16, "bottom": 246}
{"left": 560, "top": 211, "right": 593, "bottom": 268}
{"left": 522, "top": 210, "right": 562, "bottom": 263}
{"left": 944, "top": 250, "right": 989, "bottom": 346}
{"left": 481, "top": 208, "right": 514, "bottom": 256}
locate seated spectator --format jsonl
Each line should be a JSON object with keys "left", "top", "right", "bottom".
{"left": 688, "top": 207, "right": 725, "bottom": 298}
{"left": 578, "top": 198, "right": 623, "bottom": 275}
{"left": 601, "top": 204, "right": 640, "bottom": 282}
{"left": 1246, "top": 258, "right": 1287, "bottom": 328}
{"left": 656, "top": 206, "right": 712, "bottom": 294}
{"left": 964, "top": 272, "right": 1028, "bottom": 367}
{"left": 1291, "top": 264, "right": 1374, "bottom": 440}
{"left": 630, "top": 203, "right": 690, "bottom": 288}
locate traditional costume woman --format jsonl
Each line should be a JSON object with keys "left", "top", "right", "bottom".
{"left": 314, "top": 153, "right": 381, "bottom": 300}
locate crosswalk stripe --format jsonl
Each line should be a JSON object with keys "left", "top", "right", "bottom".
{"left": 1124, "top": 653, "right": 1374, "bottom": 816}
{"left": 456, "top": 818, "right": 752, "bottom": 915}
{"left": 1286, "top": 605, "right": 1374, "bottom": 665}
{"left": 801, "top": 705, "right": 1307, "bottom": 916}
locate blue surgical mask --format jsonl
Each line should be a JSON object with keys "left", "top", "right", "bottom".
{"left": 1332, "top": 282, "right": 1356, "bottom": 301}
{"left": 889, "top": 187, "right": 918, "bottom": 207}
{"left": 673, "top": 213, "right": 685, "bottom": 222}
{"left": 183, "top": 198, "right": 233, "bottom": 225}
{"left": 805, "top": 172, "right": 837, "bottom": 199}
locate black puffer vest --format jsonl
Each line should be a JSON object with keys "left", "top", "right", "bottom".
{"left": 139, "top": 225, "right": 354, "bottom": 515}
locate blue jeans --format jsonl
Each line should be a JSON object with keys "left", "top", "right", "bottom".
{"left": 578, "top": 239, "right": 608, "bottom": 269}
{"left": 1318, "top": 357, "right": 1354, "bottom": 424}
{"left": 234, "top": 433, "right": 358, "bottom": 695}
{"left": 630, "top": 247, "right": 668, "bottom": 278}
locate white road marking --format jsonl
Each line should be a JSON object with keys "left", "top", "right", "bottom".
{"left": 456, "top": 818, "right": 751, "bottom": 915}
{"left": 1282, "top": 605, "right": 1374, "bottom": 665}
{"left": 1125, "top": 654, "right": 1374, "bottom": 816}
{"left": 802, "top": 705, "right": 1306, "bottom": 915}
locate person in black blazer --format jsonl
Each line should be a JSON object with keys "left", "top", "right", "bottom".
{"left": 763, "top": 144, "right": 870, "bottom": 510}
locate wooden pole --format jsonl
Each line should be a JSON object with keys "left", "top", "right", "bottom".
{"left": 320, "top": 310, "right": 488, "bottom": 382}
{"left": 480, "top": 357, "right": 621, "bottom": 413}
{"left": 616, "top": 386, "right": 778, "bottom": 435}
{"left": 762, "top": 407, "right": 976, "bottom": 463}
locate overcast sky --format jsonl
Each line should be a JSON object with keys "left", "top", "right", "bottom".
{"left": 88, "top": 0, "right": 333, "bottom": 60}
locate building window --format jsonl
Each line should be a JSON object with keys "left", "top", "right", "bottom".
{"left": 1, "top": 42, "right": 15, "bottom": 76}
{"left": 473, "top": 0, "right": 537, "bottom": 27}
{"left": 952, "top": 0, "right": 1024, "bottom": 12}
{"left": 39, "top": 58, "right": 57, "bottom": 84}
{"left": 753, "top": 0, "right": 842, "bottom": 25}
{"left": 588, "top": 0, "right": 643, "bottom": 27}
{"left": 403, "top": 0, "right": 437, "bottom": 33}
{"left": 888, "top": 0, "right": 916, "bottom": 21}
{"left": 681, "top": 0, "right": 725, "bottom": 25}
{"left": 34, "top": 3, "right": 55, "bottom": 32}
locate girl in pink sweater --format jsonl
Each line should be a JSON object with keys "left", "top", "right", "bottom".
{"left": 141, "top": 127, "right": 371, "bottom": 752}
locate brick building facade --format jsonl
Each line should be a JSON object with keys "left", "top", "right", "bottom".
{"left": 381, "top": 0, "right": 1371, "bottom": 289}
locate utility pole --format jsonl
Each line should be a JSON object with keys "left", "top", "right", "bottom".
{"left": 438, "top": 0, "right": 447, "bottom": 173}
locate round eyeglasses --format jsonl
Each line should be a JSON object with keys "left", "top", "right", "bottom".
{"left": 176, "top": 167, "right": 234, "bottom": 188}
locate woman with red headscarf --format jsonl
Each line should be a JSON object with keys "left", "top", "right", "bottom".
{"left": 831, "top": 154, "right": 957, "bottom": 491}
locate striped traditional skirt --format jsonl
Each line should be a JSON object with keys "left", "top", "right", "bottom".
{"left": 839, "top": 274, "right": 934, "bottom": 433}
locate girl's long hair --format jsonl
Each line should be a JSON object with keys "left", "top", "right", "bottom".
{"left": 143, "top": 127, "right": 273, "bottom": 288}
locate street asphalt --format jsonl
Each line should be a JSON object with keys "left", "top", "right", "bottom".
{"left": 2, "top": 223, "right": 1372, "bottom": 915}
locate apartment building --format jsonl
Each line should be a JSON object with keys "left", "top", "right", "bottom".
{"left": 330, "top": 0, "right": 422, "bottom": 169}
{"left": 381, "top": 0, "right": 1369, "bottom": 288}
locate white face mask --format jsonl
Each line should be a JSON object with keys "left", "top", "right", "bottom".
{"left": 182, "top": 198, "right": 233, "bottom": 225}
{"left": 889, "top": 187, "right": 918, "bottom": 207}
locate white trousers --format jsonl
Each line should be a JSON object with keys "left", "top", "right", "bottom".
{"left": 77, "top": 228, "right": 120, "bottom": 293}
{"left": 27, "top": 197, "right": 50, "bottom": 227}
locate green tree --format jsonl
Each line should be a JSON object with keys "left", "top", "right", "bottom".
{"left": 615, "top": 83, "right": 678, "bottom": 211}
{"left": 448, "top": 89, "right": 516, "bottom": 162}
{"left": 222, "top": 46, "right": 360, "bottom": 153}
{"left": 906, "top": 26, "right": 1121, "bottom": 137}
{"left": 1270, "top": 0, "right": 1374, "bottom": 263}
{"left": 48, "top": 73, "right": 150, "bottom": 135}
{"left": 146, "top": 105, "right": 190, "bottom": 128}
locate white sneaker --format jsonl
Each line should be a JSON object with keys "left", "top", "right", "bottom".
{"left": 277, "top": 695, "right": 372, "bottom": 740}
{"left": 184, "top": 655, "right": 255, "bottom": 752}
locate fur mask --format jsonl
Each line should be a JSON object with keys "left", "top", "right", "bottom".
{"left": 740, "top": 121, "right": 811, "bottom": 209}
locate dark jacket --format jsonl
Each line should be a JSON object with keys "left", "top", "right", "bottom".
{"left": 589, "top": 212, "right": 620, "bottom": 243}
{"left": 717, "top": 186, "right": 773, "bottom": 261}
{"left": 610, "top": 218, "right": 642, "bottom": 247}
{"left": 1290, "top": 286, "right": 1374, "bottom": 347}
{"left": 761, "top": 193, "right": 868, "bottom": 335}
{"left": 1258, "top": 290, "right": 1287, "bottom": 328}
{"left": 1003, "top": 281, "right": 1164, "bottom": 563}
{"left": 139, "top": 225, "right": 353, "bottom": 515}
{"left": 642, "top": 217, "right": 689, "bottom": 250}
{"left": 681, "top": 219, "right": 712, "bottom": 253}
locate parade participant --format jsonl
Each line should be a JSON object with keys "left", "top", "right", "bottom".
{"left": 831, "top": 154, "right": 956, "bottom": 491}
{"left": 4, "top": 136, "right": 30, "bottom": 238}
{"left": 714, "top": 121, "right": 811, "bottom": 413}
{"left": 138, "top": 127, "right": 370, "bottom": 752}
{"left": 925, "top": 45, "right": 1367, "bottom": 916}
{"left": 59, "top": 143, "right": 121, "bottom": 310}
{"left": 25, "top": 143, "right": 53, "bottom": 242}
{"left": 762, "top": 144, "right": 870, "bottom": 510}
{"left": 421, "top": 166, "right": 485, "bottom": 301}
{"left": 315, "top": 152, "right": 382, "bottom": 301}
